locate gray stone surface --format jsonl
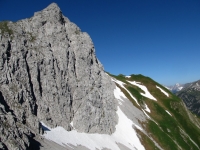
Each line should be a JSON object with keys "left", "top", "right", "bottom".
{"left": 35, "top": 137, "right": 68, "bottom": 150}
{"left": 0, "top": 101, "right": 35, "bottom": 150}
{"left": 0, "top": 3, "right": 117, "bottom": 149}
{"left": 177, "top": 80, "right": 200, "bottom": 116}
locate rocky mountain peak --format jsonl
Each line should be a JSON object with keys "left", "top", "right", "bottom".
{"left": 45, "top": 2, "right": 60, "bottom": 11}
{"left": 0, "top": 3, "right": 117, "bottom": 149}
{"left": 167, "top": 83, "right": 184, "bottom": 93}
{"left": 34, "top": 3, "right": 62, "bottom": 21}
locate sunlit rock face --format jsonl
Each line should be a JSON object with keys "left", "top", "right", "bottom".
{"left": 0, "top": 3, "right": 117, "bottom": 149}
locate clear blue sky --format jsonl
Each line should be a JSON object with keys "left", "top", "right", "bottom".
{"left": 1, "top": 0, "right": 200, "bottom": 85}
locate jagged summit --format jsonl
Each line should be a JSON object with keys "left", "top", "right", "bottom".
{"left": 34, "top": 3, "right": 61, "bottom": 16}
{"left": 0, "top": 3, "right": 117, "bottom": 149}
{"left": 46, "top": 2, "right": 60, "bottom": 10}
{"left": 32, "top": 2, "right": 66, "bottom": 26}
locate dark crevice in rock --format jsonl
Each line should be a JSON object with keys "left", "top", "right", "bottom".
{"left": 69, "top": 94, "right": 73, "bottom": 107}
{"left": 73, "top": 52, "right": 77, "bottom": 78}
{"left": 52, "top": 58, "right": 56, "bottom": 79}
{"left": 37, "top": 65, "right": 42, "bottom": 97}
{"left": 0, "top": 142, "right": 8, "bottom": 150}
{"left": 73, "top": 61, "right": 77, "bottom": 78}
{"left": 24, "top": 51, "right": 38, "bottom": 116}
{"left": 6, "top": 41, "right": 11, "bottom": 63}
{"left": 55, "top": 59, "right": 60, "bottom": 71}
{"left": 95, "top": 57, "right": 98, "bottom": 64}
{"left": 18, "top": 91, "right": 24, "bottom": 104}
{"left": 22, "top": 112, "right": 26, "bottom": 124}
{"left": 26, "top": 133, "right": 41, "bottom": 150}
{"left": 42, "top": 21, "right": 47, "bottom": 26}
{"left": 11, "top": 58, "right": 20, "bottom": 74}
{"left": 90, "top": 59, "right": 93, "bottom": 65}
{"left": 59, "top": 12, "right": 65, "bottom": 25}
{"left": 24, "top": 40, "right": 27, "bottom": 46}
{"left": 39, "top": 122, "right": 44, "bottom": 134}
{"left": 1, "top": 53, "right": 6, "bottom": 69}
{"left": 0, "top": 91, "right": 13, "bottom": 114}
{"left": 40, "top": 123, "right": 49, "bottom": 132}
{"left": 66, "top": 51, "right": 70, "bottom": 71}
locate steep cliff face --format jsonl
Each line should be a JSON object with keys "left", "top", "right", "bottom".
{"left": 0, "top": 3, "right": 117, "bottom": 149}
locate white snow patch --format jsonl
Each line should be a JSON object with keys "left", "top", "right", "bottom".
{"left": 156, "top": 85, "right": 169, "bottom": 97}
{"left": 142, "top": 110, "right": 151, "bottom": 119}
{"left": 114, "top": 86, "right": 143, "bottom": 132}
{"left": 126, "top": 76, "right": 131, "bottom": 78}
{"left": 114, "top": 86, "right": 163, "bottom": 150}
{"left": 114, "top": 85, "right": 126, "bottom": 101}
{"left": 165, "top": 110, "right": 172, "bottom": 116}
{"left": 112, "top": 78, "right": 140, "bottom": 106}
{"left": 128, "top": 81, "right": 157, "bottom": 101}
{"left": 41, "top": 107, "right": 145, "bottom": 150}
{"left": 41, "top": 86, "right": 145, "bottom": 150}
{"left": 144, "top": 103, "right": 151, "bottom": 113}
{"left": 114, "top": 106, "right": 144, "bottom": 149}
{"left": 111, "top": 78, "right": 124, "bottom": 87}
{"left": 178, "top": 87, "right": 183, "bottom": 90}
{"left": 70, "top": 121, "right": 73, "bottom": 127}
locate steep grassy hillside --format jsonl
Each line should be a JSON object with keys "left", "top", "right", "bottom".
{"left": 110, "top": 73, "right": 200, "bottom": 150}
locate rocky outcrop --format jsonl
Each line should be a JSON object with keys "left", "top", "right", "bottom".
{"left": 0, "top": 90, "right": 43, "bottom": 150}
{"left": 0, "top": 3, "right": 117, "bottom": 149}
{"left": 177, "top": 80, "right": 200, "bottom": 116}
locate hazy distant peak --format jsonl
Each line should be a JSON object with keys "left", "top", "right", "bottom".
{"left": 166, "top": 83, "right": 184, "bottom": 93}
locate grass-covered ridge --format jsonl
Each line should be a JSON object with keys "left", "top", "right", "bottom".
{"left": 109, "top": 73, "right": 200, "bottom": 150}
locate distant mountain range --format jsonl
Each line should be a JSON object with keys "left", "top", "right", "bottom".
{"left": 166, "top": 83, "right": 185, "bottom": 93}
{"left": 166, "top": 80, "right": 200, "bottom": 117}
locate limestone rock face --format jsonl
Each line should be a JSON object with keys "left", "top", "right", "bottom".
{"left": 0, "top": 3, "right": 117, "bottom": 149}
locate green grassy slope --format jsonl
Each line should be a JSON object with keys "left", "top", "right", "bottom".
{"left": 110, "top": 73, "right": 200, "bottom": 150}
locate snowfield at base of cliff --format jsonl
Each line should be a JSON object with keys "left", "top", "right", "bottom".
{"left": 41, "top": 86, "right": 145, "bottom": 150}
